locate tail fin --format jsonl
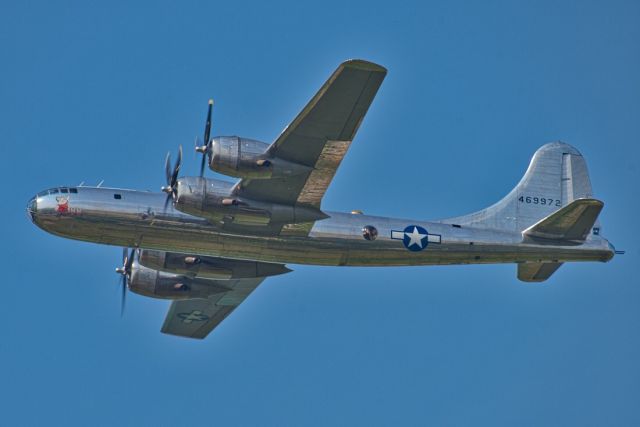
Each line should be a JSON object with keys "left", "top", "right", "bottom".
{"left": 444, "top": 142, "right": 598, "bottom": 234}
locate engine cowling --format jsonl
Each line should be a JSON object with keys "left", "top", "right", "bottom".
{"left": 209, "top": 136, "right": 310, "bottom": 179}
{"left": 172, "top": 176, "right": 327, "bottom": 226}
{"left": 128, "top": 262, "right": 231, "bottom": 300}
{"left": 138, "top": 249, "right": 291, "bottom": 279}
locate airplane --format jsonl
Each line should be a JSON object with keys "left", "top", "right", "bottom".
{"left": 27, "top": 59, "right": 619, "bottom": 339}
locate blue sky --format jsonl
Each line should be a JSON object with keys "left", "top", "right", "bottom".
{"left": 2, "top": 0, "right": 639, "bottom": 425}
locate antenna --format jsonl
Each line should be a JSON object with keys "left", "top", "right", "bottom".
{"left": 78, "top": 181, "right": 84, "bottom": 187}
{"left": 97, "top": 180, "right": 104, "bottom": 188}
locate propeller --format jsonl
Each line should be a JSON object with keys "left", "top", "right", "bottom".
{"left": 115, "top": 247, "right": 135, "bottom": 316}
{"left": 161, "top": 145, "right": 183, "bottom": 211}
{"left": 162, "top": 99, "right": 212, "bottom": 211}
{"left": 195, "top": 99, "right": 214, "bottom": 177}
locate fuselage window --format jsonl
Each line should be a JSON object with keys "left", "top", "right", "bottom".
{"left": 114, "top": 194, "right": 122, "bottom": 200}
{"left": 362, "top": 225, "right": 378, "bottom": 241}
{"left": 69, "top": 188, "right": 78, "bottom": 194}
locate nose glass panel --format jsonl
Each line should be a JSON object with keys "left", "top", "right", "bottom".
{"left": 26, "top": 196, "right": 37, "bottom": 221}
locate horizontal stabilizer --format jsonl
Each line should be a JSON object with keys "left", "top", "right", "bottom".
{"left": 518, "top": 262, "right": 563, "bottom": 282}
{"left": 522, "top": 198, "right": 603, "bottom": 243}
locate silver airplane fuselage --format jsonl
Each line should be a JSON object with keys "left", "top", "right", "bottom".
{"left": 27, "top": 185, "right": 614, "bottom": 267}
{"left": 25, "top": 60, "right": 618, "bottom": 339}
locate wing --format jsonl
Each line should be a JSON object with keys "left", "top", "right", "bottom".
{"left": 161, "top": 277, "right": 264, "bottom": 339}
{"left": 234, "top": 59, "right": 387, "bottom": 208}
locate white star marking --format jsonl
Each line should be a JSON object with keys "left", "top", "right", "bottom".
{"left": 405, "top": 226, "right": 427, "bottom": 249}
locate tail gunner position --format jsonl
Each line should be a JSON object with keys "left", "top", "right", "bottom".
{"left": 27, "top": 60, "right": 618, "bottom": 339}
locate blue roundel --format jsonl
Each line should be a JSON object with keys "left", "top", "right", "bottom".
{"left": 402, "top": 225, "right": 429, "bottom": 252}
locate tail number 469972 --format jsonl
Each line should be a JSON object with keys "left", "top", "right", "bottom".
{"left": 518, "top": 195, "right": 561, "bottom": 207}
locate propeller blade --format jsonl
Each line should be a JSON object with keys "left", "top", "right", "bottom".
{"left": 164, "top": 152, "right": 172, "bottom": 187}
{"left": 120, "top": 274, "right": 127, "bottom": 317}
{"left": 162, "top": 146, "right": 182, "bottom": 212}
{"left": 116, "top": 247, "right": 134, "bottom": 317}
{"left": 125, "top": 248, "right": 135, "bottom": 271}
{"left": 197, "top": 100, "right": 214, "bottom": 177}
{"left": 204, "top": 99, "right": 213, "bottom": 145}
{"left": 171, "top": 145, "right": 182, "bottom": 186}
{"left": 199, "top": 146, "right": 207, "bottom": 177}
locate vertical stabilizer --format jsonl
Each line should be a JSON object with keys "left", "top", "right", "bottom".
{"left": 442, "top": 142, "right": 596, "bottom": 233}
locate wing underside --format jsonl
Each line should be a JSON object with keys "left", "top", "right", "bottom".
{"left": 235, "top": 60, "right": 387, "bottom": 209}
{"left": 161, "top": 277, "right": 264, "bottom": 339}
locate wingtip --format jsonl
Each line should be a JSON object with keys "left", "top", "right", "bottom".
{"left": 341, "top": 59, "right": 387, "bottom": 73}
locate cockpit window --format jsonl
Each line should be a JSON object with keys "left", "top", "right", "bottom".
{"left": 36, "top": 188, "right": 78, "bottom": 197}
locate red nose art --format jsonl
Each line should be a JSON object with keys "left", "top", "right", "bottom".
{"left": 55, "top": 197, "right": 69, "bottom": 213}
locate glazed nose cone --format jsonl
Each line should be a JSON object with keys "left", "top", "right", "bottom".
{"left": 26, "top": 196, "right": 37, "bottom": 222}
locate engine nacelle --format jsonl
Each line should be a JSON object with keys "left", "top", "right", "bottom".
{"left": 138, "top": 249, "right": 291, "bottom": 279}
{"left": 209, "top": 136, "right": 311, "bottom": 179}
{"left": 128, "top": 262, "right": 231, "bottom": 300}
{"left": 173, "top": 176, "right": 327, "bottom": 226}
